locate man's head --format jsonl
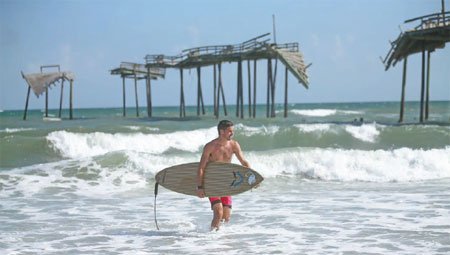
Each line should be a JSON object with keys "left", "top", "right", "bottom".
{"left": 217, "top": 120, "right": 234, "bottom": 140}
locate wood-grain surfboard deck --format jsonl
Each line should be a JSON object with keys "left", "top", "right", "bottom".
{"left": 155, "top": 162, "right": 263, "bottom": 197}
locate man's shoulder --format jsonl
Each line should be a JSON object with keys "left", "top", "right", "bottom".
{"left": 230, "top": 139, "right": 240, "bottom": 148}
{"left": 231, "top": 139, "right": 240, "bottom": 145}
{"left": 204, "top": 139, "right": 219, "bottom": 148}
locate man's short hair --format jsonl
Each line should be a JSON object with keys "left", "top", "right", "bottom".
{"left": 217, "top": 120, "right": 234, "bottom": 135}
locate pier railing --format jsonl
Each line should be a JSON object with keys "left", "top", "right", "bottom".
{"left": 405, "top": 11, "right": 450, "bottom": 30}
{"left": 145, "top": 33, "right": 300, "bottom": 65}
{"left": 274, "top": 42, "right": 299, "bottom": 51}
{"left": 144, "top": 54, "right": 184, "bottom": 66}
{"left": 119, "top": 62, "right": 166, "bottom": 76}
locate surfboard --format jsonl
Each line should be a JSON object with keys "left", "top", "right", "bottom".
{"left": 155, "top": 162, "right": 263, "bottom": 197}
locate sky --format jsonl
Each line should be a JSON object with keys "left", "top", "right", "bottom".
{"left": 0, "top": 0, "right": 449, "bottom": 111}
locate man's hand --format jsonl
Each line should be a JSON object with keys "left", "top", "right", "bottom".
{"left": 197, "top": 189, "right": 205, "bottom": 198}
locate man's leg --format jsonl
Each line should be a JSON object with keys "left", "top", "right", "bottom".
{"left": 221, "top": 196, "right": 232, "bottom": 223}
{"left": 211, "top": 202, "right": 223, "bottom": 231}
{"left": 222, "top": 206, "right": 231, "bottom": 223}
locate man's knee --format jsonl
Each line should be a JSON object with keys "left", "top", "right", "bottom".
{"left": 213, "top": 203, "right": 223, "bottom": 218}
{"left": 222, "top": 206, "right": 231, "bottom": 222}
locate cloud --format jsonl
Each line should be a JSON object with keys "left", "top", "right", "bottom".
{"left": 25, "top": 62, "right": 40, "bottom": 73}
{"left": 331, "top": 33, "right": 356, "bottom": 63}
{"left": 311, "top": 34, "right": 320, "bottom": 47}
{"left": 59, "top": 44, "right": 73, "bottom": 70}
{"left": 346, "top": 34, "right": 355, "bottom": 44}
{"left": 331, "top": 34, "right": 344, "bottom": 62}
{"left": 187, "top": 25, "right": 201, "bottom": 46}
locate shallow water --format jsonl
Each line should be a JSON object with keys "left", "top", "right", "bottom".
{"left": 1, "top": 101, "right": 449, "bottom": 254}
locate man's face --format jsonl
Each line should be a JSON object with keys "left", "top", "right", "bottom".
{"left": 220, "top": 126, "right": 234, "bottom": 140}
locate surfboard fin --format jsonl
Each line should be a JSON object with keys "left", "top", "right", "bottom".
{"left": 154, "top": 182, "right": 160, "bottom": 230}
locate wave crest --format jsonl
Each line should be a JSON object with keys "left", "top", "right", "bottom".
{"left": 290, "top": 109, "right": 362, "bottom": 117}
{"left": 246, "top": 147, "right": 450, "bottom": 182}
{"left": 46, "top": 128, "right": 217, "bottom": 158}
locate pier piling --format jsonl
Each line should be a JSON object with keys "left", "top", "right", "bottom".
{"left": 59, "top": 80, "right": 64, "bottom": 118}
{"left": 122, "top": 76, "right": 126, "bottom": 117}
{"left": 180, "top": 69, "right": 186, "bottom": 118}
{"left": 247, "top": 60, "right": 252, "bottom": 118}
{"left": 197, "top": 66, "right": 205, "bottom": 116}
{"left": 266, "top": 58, "right": 271, "bottom": 118}
{"left": 425, "top": 50, "right": 431, "bottom": 120}
{"left": 271, "top": 59, "right": 277, "bottom": 118}
{"left": 23, "top": 86, "right": 31, "bottom": 120}
{"left": 134, "top": 73, "right": 140, "bottom": 117}
{"left": 214, "top": 64, "right": 218, "bottom": 118}
{"left": 284, "top": 66, "right": 288, "bottom": 118}
{"left": 420, "top": 42, "right": 425, "bottom": 123}
{"left": 399, "top": 57, "right": 408, "bottom": 123}
{"left": 217, "top": 63, "right": 227, "bottom": 117}
{"left": 146, "top": 67, "right": 152, "bottom": 118}
{"left": 253, "top": 60, "right": 257, "bottom": 118}
{"left": 69, "top": 79, "right": 73, "bottom": 120}
{"left": 45, "top": 88, "right": 48, "bottom": 118}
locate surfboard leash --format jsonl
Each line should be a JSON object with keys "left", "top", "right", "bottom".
{"left": 154, "top": 182, "right": 160, "bottom": 230}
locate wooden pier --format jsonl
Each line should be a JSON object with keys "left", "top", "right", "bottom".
{"left": 21, "top": 65, "right": 75, "bottom": 120}
{"left": 112, "top": 33, "right": 309, "bottom": 119}
{"left": 143, "top": 33, "right": 309, "bottom": 119}
{"left": 111, "top": 62, "right": 165, "bottom": 117}
{"left": 382, "top": 4, "right": 449, "bottom": 123}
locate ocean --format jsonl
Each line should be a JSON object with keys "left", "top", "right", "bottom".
{"left": 1, "top": 101, "right": 449, "bottom": 255}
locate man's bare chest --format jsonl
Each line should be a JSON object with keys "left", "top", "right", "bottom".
{"left": 209, "top": 144, "right": 233, "bottom": 161}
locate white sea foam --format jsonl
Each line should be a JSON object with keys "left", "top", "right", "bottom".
{"left": 47, "top": 124, "right": 285, "bottom": 159}
{"left": 290, "top": 109, "right": 362, "bottom": 117}
{"left": 294, "top": 123, "right": 381, "bottom": 142}
{"left": 294, "top": 123, "right": 333, "bottom": 133}
{"left": 235, "top": 123, "right": 280, "bottom": 136}
{"left": 291, "top": 109, "right": 337, "bottom": 116}
{"left": 345, "top": 122, "right": 381, "bottom": 142}
{"left": 124, "top": 126, "right": 160, "bottom": 132}
{"left": 245, "top": 147, "right": 450, "bottom": 182}
{"left": 0, "top": 128, "right": 35, "bottom": 133}
{"left": 1, "top": 159, "right": 148, "bottom": 198}
{"left": 47, "top": 128, "right": 218, "bottom": 158}
{"left": 3, "top": 146, "right": 449, "bottom": 200}
{"left": 3, "top": 164, "right": 448, "bottom": 254}
{"left": 44, "top": 126, "right": 450, "bottom": 184}
{"left": 43, "top": 117, "right": 62, "bottom": 121}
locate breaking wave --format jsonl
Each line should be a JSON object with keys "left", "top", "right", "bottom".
{"left": 2, "top": 146, "right": 449, "bottom": 198}
{"left": 290, "top": 109, "right": 362, "bottom": 117}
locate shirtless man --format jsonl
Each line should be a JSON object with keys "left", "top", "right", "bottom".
{"left": 196, "top": 120, "right": 250, "bottom": 231}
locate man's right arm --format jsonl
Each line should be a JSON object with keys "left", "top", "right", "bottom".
{"left": 197, "top": 144, "right": 210, "bottom": 198}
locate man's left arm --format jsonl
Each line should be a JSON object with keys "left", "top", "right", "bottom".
{"left": 234, "top": 141, "right": 260, "bottom": 189}
{"left": 233, "top": 141, "right": 249, "bottom": 168}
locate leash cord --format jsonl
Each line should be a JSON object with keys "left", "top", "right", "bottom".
{"left": 154, "top": 183, "right": 160, "bottom": 230}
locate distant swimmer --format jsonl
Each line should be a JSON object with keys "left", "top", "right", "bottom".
{"left": 196, "top": 120, "right": 256, "bottom": 231}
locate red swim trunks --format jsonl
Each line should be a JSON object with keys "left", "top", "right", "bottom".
{"left": 208, "top": 196, "right": 232, "bottom": 210}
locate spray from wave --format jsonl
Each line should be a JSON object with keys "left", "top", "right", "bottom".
{"left": 3, "top": 146, "right": 449, "bottom": 198}
{"left": 46, "top": 127, "right": 217, "bottom": 158}
{"left": 245, "top": 147, "right": 450, "bottom": 181}
{"left": 290, "top": 109, "right": 362, "bottom": 117}
{"left": 0, "top": 128, "right": 36, "bottom": 133}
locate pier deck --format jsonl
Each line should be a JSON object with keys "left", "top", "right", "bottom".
{"left": 145, "top": 33, "right": 309, "bottom": 88}
{"left": 112, "top": 33, "right": 310, "bottom": 119}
